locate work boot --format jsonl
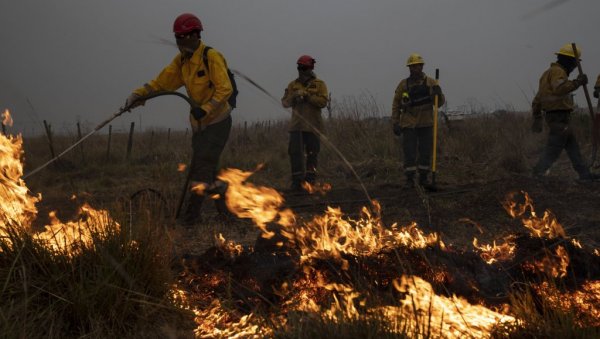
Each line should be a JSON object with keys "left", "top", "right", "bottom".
{"left": 305, "top": 171, "right": 316, "bottom": 185}
{"left": 577, "top": 172, "right": 600, "bottom": 183}
{"left": 214, "top": 195, "right": 236, "bottom": 223}
{"left": 181, "top": 194, "right": 204, "bottom": 227}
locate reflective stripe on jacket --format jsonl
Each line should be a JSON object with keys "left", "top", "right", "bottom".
{"left": 134, "top": 42, "right": 233, "bottom": 131}
{"left": 391, "top": 74, "right": 445, "bottom": 128}
{"left": 281, "top": 74, "right": 328, "bottom": 133}
{"left": 532, "top": 63, "right": 578, "bottom": 118}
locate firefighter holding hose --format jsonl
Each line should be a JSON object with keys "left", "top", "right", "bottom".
{"left": 122, "top": 13, "right": 234, "bottom": 225}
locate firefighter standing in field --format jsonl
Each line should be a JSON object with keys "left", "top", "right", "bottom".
{"left": 531, "top": 44, "right": 598, "bottom": 181}
{"left": 281, "top": 55, "right": 329, "bottom": 191}
{"left": 391, "top": 53, "right": 444, "bottom": 188}
{"left": 594, "top": 75, "right": 600, "bottom": 99}
{"left": 122, "top": 13, "right": 234, "bottom": 224}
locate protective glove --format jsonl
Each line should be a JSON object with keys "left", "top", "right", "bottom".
{"left": 293, "top": 89, "right": 308, "bottom": 104}
{"left": 122, "top": 93, "right": 144, "bottom": 112}
{"left": 593, "top": 88, "right": 599, "bottom": 99}
{"left": 393, "top": 123, "right": 402, "bottom": 136}
{"left": 531, "top": 117, "right": 543, "bottom": 133}
{"left": 191, "top": 107, "right": 207, "bottom": 120}
{"left": 574, "top": 73, "right": 588, "bottom": 88}
{"left": 431, "top": 85, "right": 442, "bottom": 98}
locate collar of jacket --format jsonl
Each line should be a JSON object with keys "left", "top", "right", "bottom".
{"left": 408, "top": 73, "right": 426, "bottom": 82}
{"left": 551, "top": 62, "right": 568, "bottom": 73}
{"left": 180, "top": 41, "right": 207, "bottom": 66}
{"left": 297, "top": 71, "right": 316, "bottom": 85}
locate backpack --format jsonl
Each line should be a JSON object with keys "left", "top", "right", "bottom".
{"left": 202, "top": 46, "right": 239, "bottom": 109}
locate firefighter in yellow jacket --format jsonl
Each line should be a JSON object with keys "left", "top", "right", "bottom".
{"left": 531, "top": 44, "right": 598, "bottom": 181}
{"left": 122, "top": 13, "right": 234, "bottom": 224}
{"left": 281, "top": 55, "right": 329, "bottom": 190}
{"left": 391, "top": 53, "right": 444, "bottom": 187}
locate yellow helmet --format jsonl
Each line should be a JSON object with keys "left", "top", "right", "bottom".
{"left": 406, "top": 53, "right": 425, "bottom": 66}
{"left": 555, "top": 43, "right": 582, "bottom": 59}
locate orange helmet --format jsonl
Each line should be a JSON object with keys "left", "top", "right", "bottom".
{"left": 297, "top": 55, "right": 316, "bottom": 69}
{"left": 173, "top": 13, "right": 203, "bottom": 35}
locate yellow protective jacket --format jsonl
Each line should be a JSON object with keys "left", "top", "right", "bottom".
{"left": 133, "top": 42, "right": 232, "bottom": 131}
{"left": 391, "top": 74, "right": 445, "bottom": 128}
{"left": 532, "top": 63, "right": 578, "bottom": 118}
{"left": 281, "top": 73, "right": 329, "bottom": 133}
{"left": 595, "top": 74, "right": 600, "bottom": 90}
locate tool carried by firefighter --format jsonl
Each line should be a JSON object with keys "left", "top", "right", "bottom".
{"left": 571, "top": 43, "right": 599, "bottom": 168}
{"left": 431, "top": 68, "right": 440, "bottom": 189}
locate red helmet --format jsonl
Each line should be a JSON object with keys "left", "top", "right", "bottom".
{"left": 173, "top": 13, "right": 203, "bottom": 35}
{"left": 297, "top": 55, "right": 316, "bottom": 69}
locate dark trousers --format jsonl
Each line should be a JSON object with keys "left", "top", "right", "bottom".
{"left": 402, "top": 126, "right": 433, "bottom": 176}
{"left": 533, "top": 111, "right": 589, "bottom": 178}
{"left": 186, "top": 116, "right": 232, "bottom": 217}
{"left": 288, "top": 131, "right": 320, "bottom": 183}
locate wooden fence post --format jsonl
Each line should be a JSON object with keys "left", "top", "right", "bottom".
{"left": 76, "top": 122, "right": 85, "bottom": 163}
{"left": 149, "top": 130, "right": 155, "bottom": 155}
{"left": 126, "top": 122, "right": 135, "bottom": 160}
{"left": 106, "top": 125, "right": 112, "bottom": 160}
{"left": 43, "top": 120, "right": 56, "bottom": 160}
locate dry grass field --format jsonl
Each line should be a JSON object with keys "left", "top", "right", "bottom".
{"left": 3, "top": 98, "right": 600, "bottom": 338}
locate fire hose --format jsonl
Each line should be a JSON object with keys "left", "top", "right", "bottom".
{"left": 23, "top": 91, "right": 201, "bottom": 179}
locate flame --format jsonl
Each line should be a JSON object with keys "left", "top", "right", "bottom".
{"left": 473, "top": 236, "right": 516, "bottom": 264}
{"left": 0, "top": 133, "right": 39, "bottom": 236}
{"left": 218, "top": 166, "right": 291, "bottom": 237}
{"left": 190, "top": 182, "right": 208, "bottom": 196}
{"left": 2, "top": 109, "right": 13, "bottom": 127}
{"left": 534, "top": 280, "right": 600, "bottom": 327}
{"left": 503, "top": 191, "right": 565, "bottom": 239}
{"left": 177, "top": 163, "right": 187, "bottom": 172}
{"left": 0, "top": 115, "right": 117, "bottom": 256}
{"left": 528, "top": 245, "right": 570, "bottom": 278}
{"left": 383, "top": 276, "right": 515, "bottom": 338}
{"left": 34, "top": 203, "right": 120, "bottom": 254}
{"left": 302, "top": 181, "right": 332, "bottom": 195}
{"left": 215, "top": 233, "right": 243, "bottom": 259}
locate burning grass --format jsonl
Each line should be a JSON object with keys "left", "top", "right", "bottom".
{"left": 174, "top": 169, "right": 600, "bottom": 338}
{"left": 8, "top": 102, "right": 600, "bottom": 337}
{"left": 0, "top": 130, "right": 188, "bottom": 338}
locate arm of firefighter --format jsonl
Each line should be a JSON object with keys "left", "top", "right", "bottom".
{"left": 549, "top": 67, "right": 578, "bottom": 96}
{"left": 281, "top": 83, "right": 295, "bottom": 108}
{"left": 133, "top": 55, "right": 184, "bottom": 96}
{"left": 201, "top": 49, "right": 233, "bottom": 116}
{"left": 427, "top": 77, "right": 446, "bottom": 107}
{"left": 306, "top": 81, "right": 328, "bottom": 108}
{"left": 391, "top": 83, "right": 404, "bottom": 123}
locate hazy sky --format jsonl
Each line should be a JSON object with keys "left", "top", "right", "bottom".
{"left": 1, "top": 0, "right": 599, "bottom": 135}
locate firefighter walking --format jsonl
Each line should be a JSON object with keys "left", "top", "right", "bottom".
{"left": 281, "top": 55, "right": 329, "bottom": 191}
{"left": 391, "top": 53, "right": 444, "bottom": 188}
{"left": 122, "top": 13, "right": 234, "bottom": 225}
{"left": 531, "top": 44, "right": 598, "bottom": 181}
